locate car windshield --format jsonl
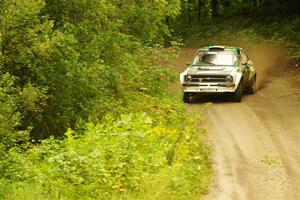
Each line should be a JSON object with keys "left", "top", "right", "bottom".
{"left": 192, "top": 50, "right": 238, "bottom": 66}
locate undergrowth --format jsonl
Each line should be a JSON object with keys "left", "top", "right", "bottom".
{"left": 0, "top": 47, "right": 212, "bottom": 200}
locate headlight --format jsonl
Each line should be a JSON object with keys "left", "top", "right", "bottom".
{"left": 225, "top": 75, "right": 233, "bottom": 83}
{"left": 184, "top": 75, "right": 192, "bottom": 82}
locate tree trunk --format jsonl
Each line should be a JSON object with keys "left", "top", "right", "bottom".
{"left": 198, "top": 0, "right": 202, "bottom": 21}
{"left": 211, "top": 0, "right": 218, "bottom": 18}
{"left": 187, "top": 0, "right": 191, "bottom": 24}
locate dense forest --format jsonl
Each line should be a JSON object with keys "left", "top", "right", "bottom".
{"left": 1, "top": 0, "right": 300, "bottom": 199}
{"left": 178, "top": 0, "right": 300, "bottom": 61}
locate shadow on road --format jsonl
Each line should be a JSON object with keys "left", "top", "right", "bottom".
{"left": 188, "top": 93, "right": 236, "bottom": 104}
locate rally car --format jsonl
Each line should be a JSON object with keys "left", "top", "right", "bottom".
{"left": 180, "top": 46, "right": 256, "bottom": 103}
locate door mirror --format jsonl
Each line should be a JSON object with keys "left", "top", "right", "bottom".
{"left": 242, "top": 59, "right": 252, "bottom": 65}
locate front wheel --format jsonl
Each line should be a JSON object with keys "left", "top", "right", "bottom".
{"left": 233, "top": 83, "right": 243, "bottom": 102}
{"left": 246, "top": 77, "right": 257, "bottom": 95}
{"left": 183, "top": 92, "right": 191, "bottom": 103}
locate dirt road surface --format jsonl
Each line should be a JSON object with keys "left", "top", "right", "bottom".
{"left": 176, "top": 46, "right": 300, "bottom": 200}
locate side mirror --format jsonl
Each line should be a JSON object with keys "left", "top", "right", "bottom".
{"left": 185, "top": 62, "right": 191, "bottom": 66}
{"left": 242, "top": 59, "right": 250, "bottom": 65}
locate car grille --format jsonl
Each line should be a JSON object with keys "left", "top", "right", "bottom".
{"left": 190, "top": 75, "right": 227, "bottom": 83}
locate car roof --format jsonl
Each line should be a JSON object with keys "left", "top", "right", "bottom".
{"left": 197, "top": 45, "right": 242, "bottom": 52}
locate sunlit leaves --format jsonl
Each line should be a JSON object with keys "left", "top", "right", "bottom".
{"left": 0, "top": 111, "right": 211, "bottom": 199}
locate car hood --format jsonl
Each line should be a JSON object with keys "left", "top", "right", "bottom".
{"left": 186, "top": 66, "right": 237, "bottom": 75}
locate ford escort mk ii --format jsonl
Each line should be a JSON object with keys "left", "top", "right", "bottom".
{"left": 180, "top": 46, "right": 256, "bottom": 103}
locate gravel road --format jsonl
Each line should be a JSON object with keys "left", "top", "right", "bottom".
{"left": 176, "top": 45, "right": 300, "bottom": 200}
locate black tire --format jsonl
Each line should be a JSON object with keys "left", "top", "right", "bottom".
{"left": 246, "top": 77, "right": 257, "bottom": 95}
{"left": 233, "top": 83, "right": 243, "bottom": 102}
{"left": 183, "top": 92, "right": 191, "bottom": 103}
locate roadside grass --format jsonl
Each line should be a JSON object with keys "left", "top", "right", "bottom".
{"left": 0, "top": 47, "right": 212, "bottom": 200}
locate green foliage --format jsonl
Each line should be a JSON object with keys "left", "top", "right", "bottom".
{"left": 178, "top": 13, "right": 300, "bottom": 64}
{"left": 0, "top": 109, "right": 211, "bottom": 200}
{"left": 0, "top": 1, "right": 212, "bottom": 199}
{"left": 15, "top": 84, "right": 48, "bottom": 131}
{"left": 0, "top": 0, "right": 46, "bottom": 84}
{"left": 0, "top": 73, "right": 29, "bottom": 157}
{"left": 175, "top": 0, "right": 300, "bottom": 63}
{"left": 248, "top": 16, "right": 300, "bottom": 62}
{"left": 0, "top": 0, "right": 182, "bottom": 138}
{"left": 111, "top": 0, "right": 181, "bottom": 43}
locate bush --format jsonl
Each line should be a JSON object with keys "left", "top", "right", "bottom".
{"left": 0, "top": 1, "right": 212, "bottom": 199}
{"left": 0, "top": 0, "right": 182, "bottom": 138}
{"left": 0, "top": 109, "right": 211, "bottom": 200}
{"left": 0, "top": 73, "right": 30, "bottom": 157}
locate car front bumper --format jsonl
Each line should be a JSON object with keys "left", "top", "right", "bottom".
{"left": 182, "top": 84, "right": 237, "bottom": 93}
